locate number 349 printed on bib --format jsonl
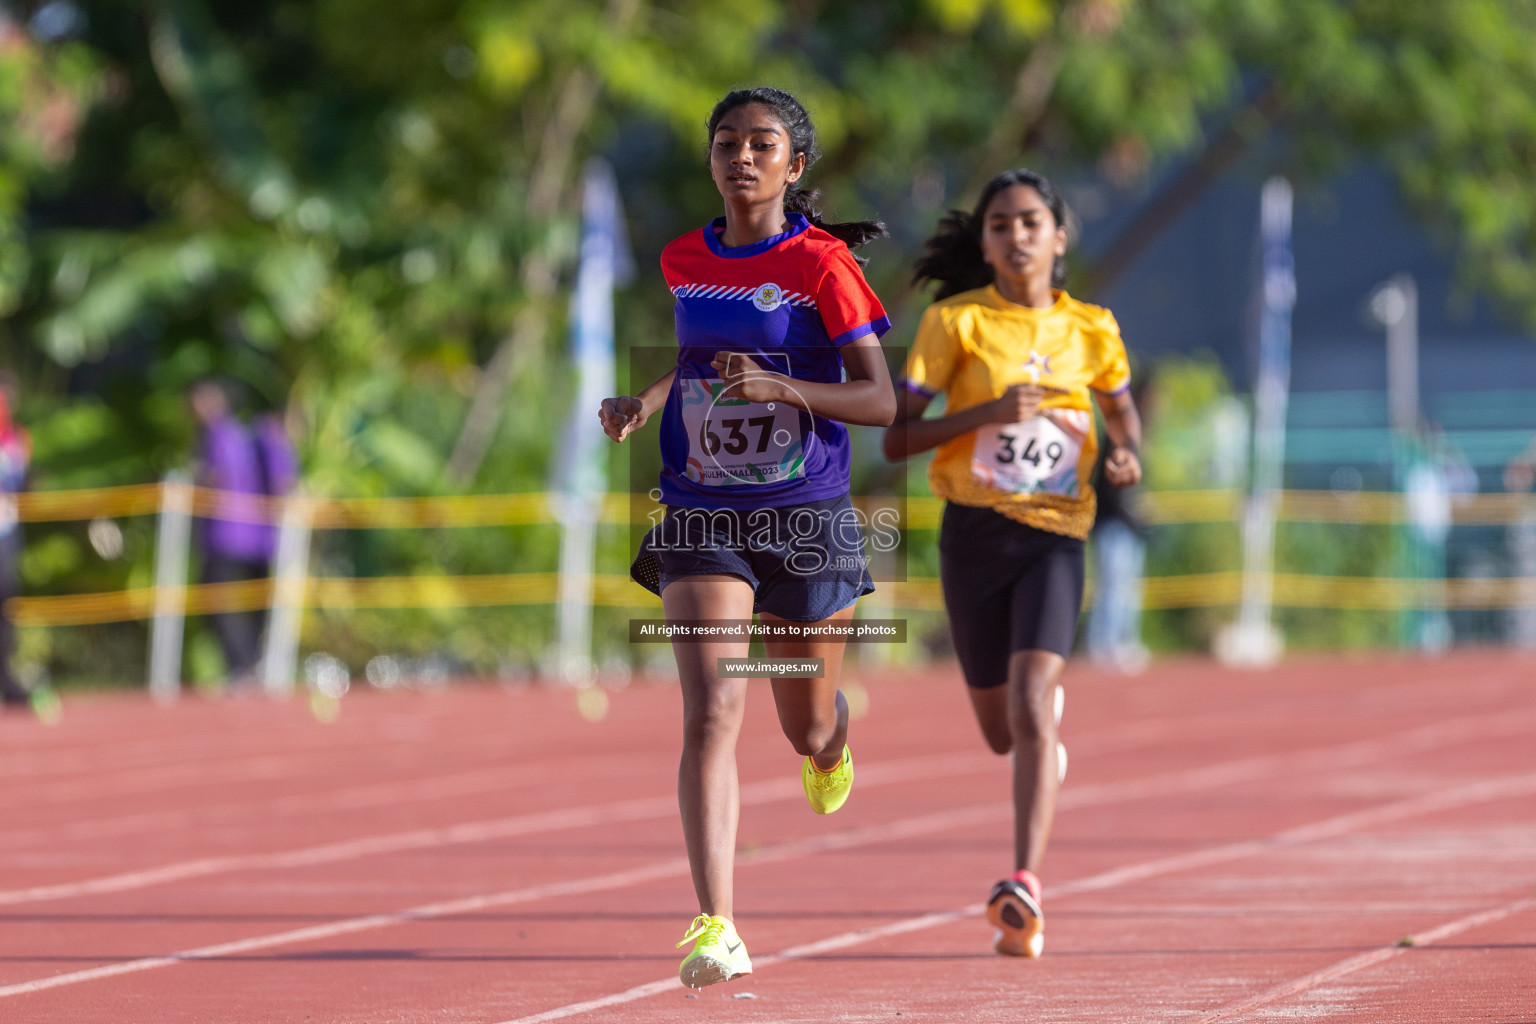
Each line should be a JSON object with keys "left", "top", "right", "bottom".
{"left": 971, "top": 409, "right": 1090, "bottom": 496}
{"left": 678, "top": 377, "right": 806, "bottom": 487}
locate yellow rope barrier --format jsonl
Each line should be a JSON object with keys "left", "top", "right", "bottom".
{"left": 4, "top": 578, "right": 273, "bottom": 627}
{"left": 9, "top": 568, "right": 1536, "bottom": 627}
{"left": 14, "top": 483, "right": 163, "bottom": 522}
{"left": 5, "top": 485, "right": 1535, "bottom": 628}
{"left": 13, "top": 484, "right": 1535, "bottom": 527}
{"left": 1138, "top": 490, "right": 1243, "bottom": 524}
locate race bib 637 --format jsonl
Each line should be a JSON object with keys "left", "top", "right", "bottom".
{"left": 678, "top": 377, "right": 806, "bottom": 487}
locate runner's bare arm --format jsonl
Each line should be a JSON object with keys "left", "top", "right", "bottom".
{"left": 1094, "top": 387, "right": 1142, "bottom": 487}
{"left": 598, "top": 368, "right": 677, "bottom": 443}
{"left": 711, "top": 337, "right": 896, "bottom": 427}
{"left": 881, "top": 382, "right": 1050, "bottom": 461}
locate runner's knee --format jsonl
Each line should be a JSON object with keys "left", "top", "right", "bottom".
{"left": 682, "top": 685, "right": 746, "bottom": 748}
{"left": 1007, "top": 664, "right": 1059, "bottom": 743}
{"left": 981, "top": 720, "right": 1013, "bottom": 755}
{"left": 781, "top": 710, "right": 839, "bottom": 757}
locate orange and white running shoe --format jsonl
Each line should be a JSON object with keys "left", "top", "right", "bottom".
{"left": 987, "top": 869, "right": 1045, "bottom": 957}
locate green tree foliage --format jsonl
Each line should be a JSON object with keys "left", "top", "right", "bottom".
{"left": 1138, "top": 352, "right": 1244, "bottom": 652}
{"left": 0, "top": 14, "right": 98, "bottom": 317}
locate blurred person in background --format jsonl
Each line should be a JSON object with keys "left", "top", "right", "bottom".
{"left": 1503, "top": 438, "right": 1536, "bottom": 648}
{"left": 0, "top": 371, "right": 32, "bottom": 707}
{"left": 189, "top": 379, "right": 281, "bottom": 690}
{"left": 1087, "top": 373, "right": 1153, "bottom": 674}
{"left": 884, "top": 169, "right": 1141, "bottom": 959}
{"left": 253, "top": 411, "right": 299, "bottom": 500}
{"left": 1402, "top": 426, "right": 1476, "bottom": 652}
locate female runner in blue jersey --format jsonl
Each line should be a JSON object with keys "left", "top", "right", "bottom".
{"left": 599, "top": 87, "right": 895, "bottom": 989}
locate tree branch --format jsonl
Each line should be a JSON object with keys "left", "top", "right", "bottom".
{"left": 445, "top": 0, "right": 645, "bottom": 486}
{"left": 1079, "top": 84, "right": 1282, "bottom": 299}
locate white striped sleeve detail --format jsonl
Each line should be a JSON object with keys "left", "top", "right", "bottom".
{"left": 670, "top": 284, "right": 816, "bottom": 308}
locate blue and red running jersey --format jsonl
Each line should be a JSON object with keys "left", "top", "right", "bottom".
{"left": 655, "top": 213, "right": 891, "bottom": 509}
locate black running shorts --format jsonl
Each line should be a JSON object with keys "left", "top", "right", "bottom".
{"left": 938, "top": 501, "right": 1085, "bottom": 686}
{"left": 630, "top": 493, "right": 874, "bottom": 623}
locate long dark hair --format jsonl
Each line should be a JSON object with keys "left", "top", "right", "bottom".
{"left": 913, "top": 169, "right": 1068, "bottom": 299}
{"left": 706, "top": 87, "right": 887, "bottom": 264}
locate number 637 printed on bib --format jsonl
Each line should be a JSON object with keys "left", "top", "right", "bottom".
{"left": 678, "top": 376, "right": 806, "bottom": 488}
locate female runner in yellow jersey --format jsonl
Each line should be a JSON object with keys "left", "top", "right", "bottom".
{"left": 882, "top": 169, "right": 1143, "bottom": 958}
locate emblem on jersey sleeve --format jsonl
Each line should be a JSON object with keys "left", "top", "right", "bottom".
{"left": 752, "top": 283, "right": 784, "bottom": 311}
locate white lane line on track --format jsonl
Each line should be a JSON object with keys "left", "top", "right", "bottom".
{"left": 1, "top": 664, "right": 1511, "bottom": 804}
{"left": 4, "top": 762, "right": 1534, "bottom": 1006}
{"left": 1193, "top": 894, "right": 1536, "bottom": 1023}
{"left": 1, "top": 661, "right": 1519, "bottom": 791}
{"left": 5, "top": 736, "right": 543, "bottom": 811}
{"left": 0, "top": 755, "right": 587, "bottom": 851}
{"left": 0, "top": 800, "right": 1004, "bottom": 1000}
{"left": 0, "top": 750, "right": 991, "bottom": 908}
{"left": 5, "top": 703, "right": 1529, "bottom": 909}
{"left": 0, "top": 726, "right": 410, "bottom": 780}
{"left": 0, "top": 708, "right": 598, "bottom": 809}
{"left": 490, "top": 769, "right": 1536, "bottom": 1024}
{"left": 0, "top": 697, "right": 535, "bottom": 783}
{"left": 498, "top": 906, "right": 983, "bottom": 1024}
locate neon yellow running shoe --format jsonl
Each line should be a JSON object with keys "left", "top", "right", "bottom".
{"left": 802, "top": 744, "right": 853, "bottom": 814}
{"left": 675, "top": 914, "right": 752, "bottom": 989}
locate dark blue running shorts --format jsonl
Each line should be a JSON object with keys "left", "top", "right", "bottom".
{"left": 938, "top": 501, "right": 1085, "bottom": 685}
{"left": 630, "top": 493, "right": 874, "bottom": 622}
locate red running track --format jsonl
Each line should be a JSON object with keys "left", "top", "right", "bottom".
{"left": 0, "top": 653, "right": 1532, "bottom": 1022}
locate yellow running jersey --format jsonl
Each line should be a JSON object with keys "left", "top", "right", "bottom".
{"left": 900, "top": 286, "right": 1131, "bottom": 539}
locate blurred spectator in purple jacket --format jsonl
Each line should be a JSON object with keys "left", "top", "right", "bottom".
{"left": 0, "top": 371, "right": 31, "bottom": 707}
{"left": 189, "top": 380, "right": 295, "bottom": 687}
{"left": 254, "top": 413, "right": 299, "bottom": 499}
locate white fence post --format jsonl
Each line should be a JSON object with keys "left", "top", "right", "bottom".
{"left": 147, "top": 470, "right": 194, "bottom": 704}
{"left": 260, "top": 492, "right": 312, "bottom": 699}
{"left": 554, "top": 499, "right": 599, "bottom": 686}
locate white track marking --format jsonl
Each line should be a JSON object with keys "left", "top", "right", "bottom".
{"left": 1, "top": 660, "right": 1519, "bottom": 785}
{"left": 0, "top": 757, "right": 585, "bottom": 850}
{"left": 1193, "top": 895, "right": 1536, "bottom": 1023}
{"left": 0, "top": 724, "right": 441, "bottom": 793}
{"left": 0, "top": 751, "right": 990, "bottom": 907}
{"left": 0, "top": 856, "right": 696, "bottom": 999}
{"left": 4, "top": 764, "right": 1533, "bottom": 1006}
{"left": 0, "top": 706, "right": 597, "bottom": 808}
{"left": 0, "top": 696, "right": 542, "bottom": 783}
{"left": 0, "top": 794, "right": 674, "bottom": 908}
{"left": 499, "top": 907, "right": 983, "bottom": 1024}
{"left": 0, "top": 800, "right": 1003, "bottom": 1000}
{"left": 4, "top": 735, "right": 543, "bottom": 810}
{"left": 488, "top": 770, "right": 1536, "bottom": 1024}
{"left": 4, "top": 705, "right": 1530, "bottom": 909}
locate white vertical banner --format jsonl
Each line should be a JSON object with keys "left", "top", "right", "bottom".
{"left": 1219, "top": 177, "right": 1294, "bottom": 667}
{"left": 551, "top": 159, "right": 633, "bottom": 688}
{"left": 147, "top": 470, "right": 194, "bottom": 704}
